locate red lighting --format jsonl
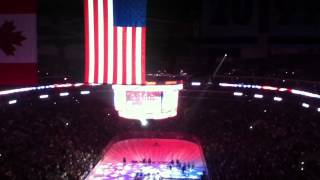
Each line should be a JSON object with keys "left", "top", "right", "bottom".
{"left": 96, "top": 138, "right": 205, "bottom": 166}
{"left": 165, "top": 81, "right": 177, "bottom": 85}
{"left": 146, "top": 81, "right": 157, "bottom": 85}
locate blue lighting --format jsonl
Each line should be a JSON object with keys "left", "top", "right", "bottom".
{"left": 88, "top": 162, "right": 205, "bottom": 179}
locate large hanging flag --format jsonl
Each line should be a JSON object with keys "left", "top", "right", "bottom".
{"left": 84, "top": 0, "right": 147, "bottom": 85}
{"left": 0, "top": 0, "right": 37, "bottom": 85}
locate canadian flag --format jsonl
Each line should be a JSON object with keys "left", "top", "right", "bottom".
{"left": 0, "top": 0, "right": 37, "bottom": 85}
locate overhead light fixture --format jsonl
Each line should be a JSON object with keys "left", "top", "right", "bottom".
{"left": 302, "top": 103, "right": 310, "bottom": 108}
{"left": 233, "top": 92, "right": 243, "bottom": 96}
{"left": 59, "top": 92, "right": 69, "bottom": 97}
{"left": 273, "top": 97, "right": 282, "bottom": 102}
{"left": 39, "top": 94, "right": 49, "bottom": 99}
{"left": 74, "top": 83, "right": 84, "bottom": 87}
{"left": 165, "top": 81, "right": 177, "bottom": 85}
{"left": 278, "top": 88, "right": 288, "bottom": 92}
{"left": 254, "top": 94, "right": 263, "bottom": 99}
{"left": 191, "top": 82, "right": 201, "bottom": 86}
{"left": 262, "top": 86, "right": 278, "bottom": 91}
{"left": 146, "top": 81, "right": 156, "bottom": 85}
{"left": 80, "top": 91, "right": 90, "bottom": 95}
{"left": 8, "top": 100, "right": 17, "bottom": 105}
{"left": 140, "top": 119, "right": 148, "bottom": 126}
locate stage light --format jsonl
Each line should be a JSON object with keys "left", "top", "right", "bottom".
{"left": 146, "top": 81, "right": 156, "bottom": 85}
{"left": 191, "top": 82, "right": 201, "bottom": 86}
{"left": 55, "top": 83, "right": 73, "bottom": 88}
{"left": 129, "top": 173, "right": 136, "bottom": 178}
{"left": 74, "top": 83, "right": 84, "bottom": 87}
{"left": 249, "top": 126, "right": 253, "bottom": 130}
{"left": 124, "top": 166, "right": 131, "bottom": 171}
{"left": 165, "top": 81, "right": 177, "bottom": 85}
{"left": 90, "top": 83, "right": 102, "bottom": 86}
{"left": 8, "top": 100, "right": 17, "bottom": 105}
{"left": 196, "top": 172, "right": 203, "bottom": 175}
{"left": 301, "top": 161, "right": 304, "bottom": 165}
{"left": 80, "top": 90, "right": 90, "bottom": 95}
{"left": 140, "top": 119, "right": 148, "bottom": 126}
{"left": 318, "top": 108, "right": 320, "bottom": 112}
{"left": 273, "top": 97, "right": 282, "bottom": 102}
{"left": 0, "top": 87, "right": 36, "bottom": 96}
{"left": 60, "top": 92, "right": 69, "bottom": 97}
{"left": 218, "top": 82, "right": 320, "bottom": 100}
{"left": 36, "top": 86, "right": 46, "bottom": 90}
{"left": 262, "top": 86, "right": 278, "bottom": 91}
{"left": 254, "top": 94, "right": 263, "bottom": 99}
{"left": 302, "top": 103, "right": 310, "bottom": 108}
{"left": 279, "top": 88, "right": 288, "bottom": 92}
{"left": 219, "top": 83, "right": 237, "bottom": 87}
{"left": 39, "top": 94, "right": 49, "bottom": 99}
{"left": 233, "top": 92, "right": 243, "bottom": 96}
{"left": 253, "top": 85, "right": 262, "bottom": 89}
{"left": 291, "top": 89, "right": 320, "bottom": 99}
{"left": 45, "top": 85, "right": 55, "bottom": 89}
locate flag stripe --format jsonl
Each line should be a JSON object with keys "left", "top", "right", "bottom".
{"left": 132, "top": 28, "right": 136, "bottom": 85}
{"left": 113, "top": 27, "right": 118, "bottom": 83}
{"left": 141, "top": 27, "right": 146, "bottom": 83}
{"left": 136, "top": 27, "right": 142, "bottom": 84}
{"left": 103, "top": 0, "right": 109, "bottom": 84}
{"left": 98, "top": 0, "right": 105, "bottom": 83}
{"left": 117, "top": 27, "right": 123, "bottom": 84}
{"left": 107, "top": 0, "right": 114, "bottom": 84}
{"left": 88, "top": 0, "right": 95, "bottom": 83}
{"left": 0, "top": 64, "right": 37, "bottom": 85}
{"left": 122, "top": 27, "right": 127, "bottom": 84}
{"left": 126, "top": 27, "right": 132, "bottom": 85}
{"left": 84, "top": 0, "right": 90, "bottom": 83}
{"left": 93, "top": 0, "right": 99, "bottom": 83}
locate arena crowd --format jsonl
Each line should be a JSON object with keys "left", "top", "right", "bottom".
{"left": 0, "top": 85, "right": 319, "bottom": 179}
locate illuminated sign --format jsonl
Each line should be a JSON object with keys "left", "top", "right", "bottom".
{"left": 112, "top": 84, "right": 183, "bottom": 120}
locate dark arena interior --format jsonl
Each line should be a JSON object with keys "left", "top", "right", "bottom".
{"left": 1, "top": 82, "right": 320, "bottom": 179}
{"left": 1, "top": 0, "right": 320, "bottom": 179}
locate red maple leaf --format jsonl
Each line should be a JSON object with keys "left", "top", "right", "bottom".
{"left": 0, "top": 21, "right": 26, "bottom": 56}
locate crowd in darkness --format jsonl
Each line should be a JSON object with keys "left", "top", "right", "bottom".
{"left": 176, "top": 98, "right": 320, "bottom": 180}
{"left": 0, "top": 86, "right": 319, "bottom": 179}
{"left": 0, "top": 93, "right": 119, "bottom": 179}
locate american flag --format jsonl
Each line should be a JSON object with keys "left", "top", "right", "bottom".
{"left": 84, "top": 0, "right": 147, "bottom": 85}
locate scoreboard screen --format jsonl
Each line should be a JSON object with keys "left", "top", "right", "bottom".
{"left": 112, "top": 84, "right": 183, "bottom": 120}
